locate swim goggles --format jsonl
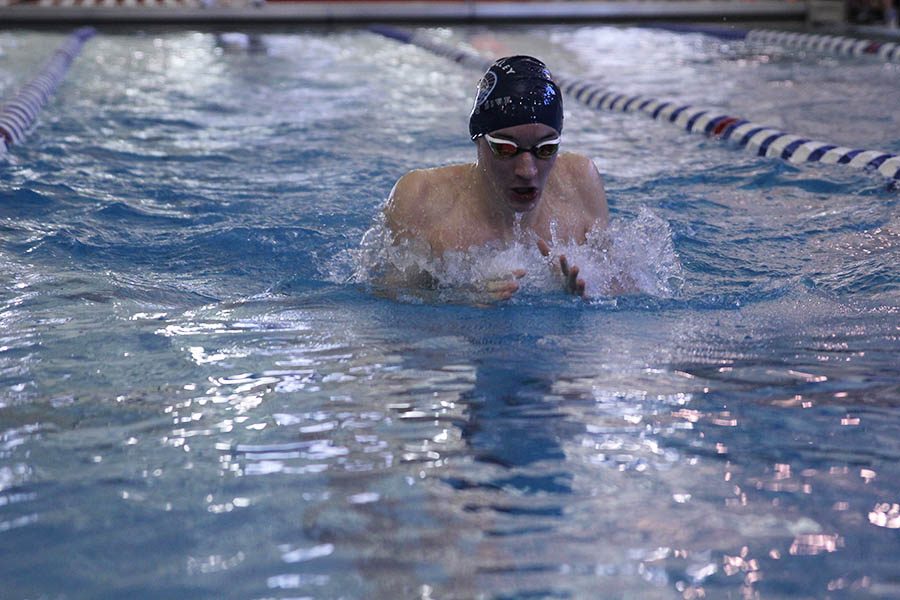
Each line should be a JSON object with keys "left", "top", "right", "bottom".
{"left": 482, "top": 133, "right": 561, "bottom": 160}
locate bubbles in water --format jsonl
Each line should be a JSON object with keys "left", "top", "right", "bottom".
{"left": 348, "top": 208, "right": 682, "bottom": 304}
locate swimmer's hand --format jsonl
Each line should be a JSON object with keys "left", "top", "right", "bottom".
{"left": 377, "top": 264, "right": 525, "bottom": 305}
{"left": 537, "top": 239, "right": 587, "bottom": 298}
{"left": 479, "top": 269, "right": 526, "bottom": 302}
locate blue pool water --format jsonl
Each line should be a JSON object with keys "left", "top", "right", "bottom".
{"left": 1, "top": 25, "right": 899, "bottom": 599}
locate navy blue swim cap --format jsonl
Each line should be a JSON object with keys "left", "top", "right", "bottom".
{"left": 469, "top": 55, "right": 563, "bottom": 140}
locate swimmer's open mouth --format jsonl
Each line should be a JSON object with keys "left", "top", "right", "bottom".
{"left": 510, "top": 187, "right": 538, "bottom": 203}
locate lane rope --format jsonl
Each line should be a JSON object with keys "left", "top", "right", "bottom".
{"left": 745, "top": 29, "right": 900, "bottom": 63}
{"left": 370, "top": 25, "right": 900, "bottom": 181}
{"left": 646, "top": 23, "right": 900, "bottom": 64}
{"left": 0, "top": 27, "right": 96, "bottom": 155}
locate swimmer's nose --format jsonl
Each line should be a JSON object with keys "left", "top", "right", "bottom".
{"left": 513, "top": 151, "right": 538, "bottom": 180}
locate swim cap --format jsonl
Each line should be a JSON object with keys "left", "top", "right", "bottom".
{"left": 469, "top": 55, "right": 563, "bottom": 140}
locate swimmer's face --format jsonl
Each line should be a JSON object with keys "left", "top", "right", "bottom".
{"left": 476, "top": 123, "right": 559, "bottom": 214}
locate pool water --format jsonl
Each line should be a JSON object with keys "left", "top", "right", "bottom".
{"left": 1, "top": 25, "right": 899, "bottom": 599}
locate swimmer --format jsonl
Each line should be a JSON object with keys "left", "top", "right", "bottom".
{"left": 384, "top": 55, "right": 624, "bottom": 301}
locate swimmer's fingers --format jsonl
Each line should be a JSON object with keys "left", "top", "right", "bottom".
{"left": 539, "top": 244, "right": 588, "bottom": 298}
{"left": 483, "top": 270, "right": 527, "bottom": 300}
{"left": 483, "top": 279, "right": 520, "bottom": 301}
{"left": 482, "top": 270, "right": 525, "bottom": 291}
{"left": 484, "top": 279, "right": 519, "bottom": 293}
{"left": 575, "top": 276, "right": 587, "bottom": 297}
{"left": 566, "top": 264, "right": 578, "bottom": 293}
{"left": 537, "top": 238, "right": 551, "bottom": 257}
{"left": 538, "top": 241, "right": 568, "bottom": 275}
{"left": 559, "top": 255, "right": 569, "bottom": 277}
{"left": 564, "top": 262, "right": 587, "bottom": 297}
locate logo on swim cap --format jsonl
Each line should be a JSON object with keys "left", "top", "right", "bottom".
{"left": 473, "top": 70, "right": 498, "bottom": 111}
{"left": 468, "top": 55, "right": 563, "bottom": 140}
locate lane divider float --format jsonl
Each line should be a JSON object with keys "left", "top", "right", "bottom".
{"left": 370, "top": 25, "right": 900, "bottom": 181}
{"left": 0, "top": 27, "right": 96, "bottom": 155}
{"left": 646, "top": 23, "right": 900, "bottom": 64}
{"left": 745, "top": 28, "right": 900, "bottom": 63}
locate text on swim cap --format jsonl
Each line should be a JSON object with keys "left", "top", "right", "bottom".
{"left": 473, "top": 96, "right": 512, "bottom": 114}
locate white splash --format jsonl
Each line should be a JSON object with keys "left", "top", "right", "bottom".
{"left": 348, "top": 208, "right": 683, "bottom": 304}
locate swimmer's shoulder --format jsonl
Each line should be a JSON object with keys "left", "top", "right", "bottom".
{"left": 551, "top": 152, "right": 606, "bottom": 198}
{"left": 554, "top": 152, "right": 603, "bottom": 182}
{"left": 392, "top": 163, "right": 469, "bottom": 193}
{"left": 385, "top": 164, "right": 471, "bottom": 234}
{"left": 551, "top": 152, "right": 609, "bottom": 223}
{"left": 388, "top": 164, "right": 470, "bottom": 208}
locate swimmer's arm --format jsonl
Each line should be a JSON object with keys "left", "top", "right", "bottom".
{"left": 576, "top": 159, "right": 640, "bottom": 297}
{"left": 540, "top": 155, "right": 637, "bottom": 296}
{"left": 585, "top": 167, "right": 640, "bottom": 294}
{"left": 383, "top": 171, "right": 426, "bottom": 243}
{"left": 382, "top": 173, "right": 523, "bottom": 303}
{"left": 534, "top": 155, "right": 602, "bottom": 297}
{"left": 380, "top": 174, "right": 463, "bottom": 294}
{"left": 572, "top": 153, "right": 609, "bottom": 237}
{"left": 377, "top": 174, "right": 441, "bottom": 292}
{"left": 576, "top": 156, "right": 640, "bottom": 294}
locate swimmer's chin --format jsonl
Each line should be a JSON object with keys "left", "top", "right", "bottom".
{"left": 507, "top": 187, "right": 540, "bottom": 210}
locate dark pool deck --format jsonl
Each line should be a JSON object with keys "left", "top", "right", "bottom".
{"left": 0, "top": 0, "right": 808, "bottom": 25}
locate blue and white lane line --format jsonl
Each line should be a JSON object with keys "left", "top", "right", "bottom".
{"left": 745, "top": 29, "right": 900, "bottom": 63}
{"left": 0, "top": 27, "right": 96, "bottom": 155}
{"left": 370, "top": 26, "right": 900, "bottom": 181}
{"left": 646, "top": 24, "right": 900, "bottom": 63}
